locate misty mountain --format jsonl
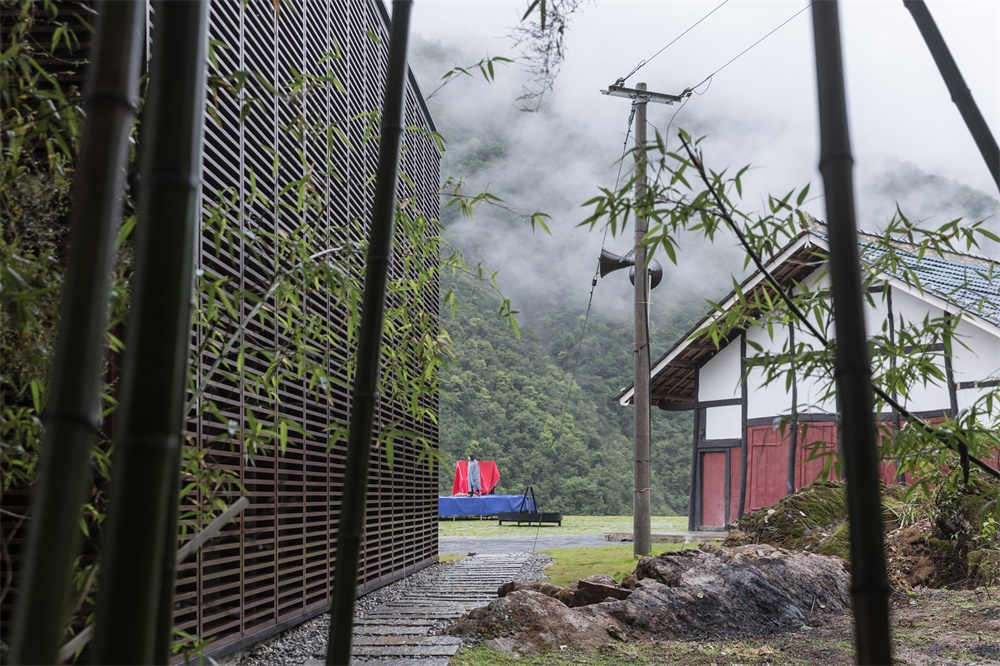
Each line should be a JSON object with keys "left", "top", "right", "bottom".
{"left": 412, "top": 35, "right": 720, "bottom": 515}
{"left": 858, "top": 161, "right": 999, "bottom": 253}
{"left": 410, "top": 34, "right": 999, "bottom": 516}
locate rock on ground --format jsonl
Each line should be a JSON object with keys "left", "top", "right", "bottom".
{"left": 446, "top": 544, "right": 850, "bottom": 657}
{"left": 604, "top": 544, "right": 850, "bottom": 640}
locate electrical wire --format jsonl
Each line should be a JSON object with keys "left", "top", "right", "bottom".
{"left": 604, "top": 104, "right": 637, "bottom": 249}
{"left": 687, "top": 2, "right": 811, "bottom": 92}
{"left": 533, "top": 268, "right": 602, "bottom": 552}
{"left": 620, "top": 0, "right": 730, "bottom": 85}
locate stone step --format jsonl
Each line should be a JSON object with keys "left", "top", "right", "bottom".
{"left": 354, "top": 614, "right": 437, "bottom": 627}
{"left": 353, "top": 636, "right": 464, "bottom": 647}
{"left": 351, "top": 644, "right": 462, "bottom": 658}
{"left": 339, "top": 552, "right": 532, "bottom": 664}
{"left": 353, "top": 625, "right": 436, "bottom": 636}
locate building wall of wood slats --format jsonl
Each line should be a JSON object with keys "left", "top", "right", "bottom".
{"left": 181, "top": 0, "right": 441, "bottom": 657}
{"left": 0, "top": 0, "right": 441, "bottom": 660}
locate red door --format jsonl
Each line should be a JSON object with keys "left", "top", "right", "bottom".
{"left": 795, "top": 423, "right": 839, "bottom": 488}
{"left": 746, "top": 427, "right": 787, "bottom": 511}
{"left": 700, "top": 451, "right": 727, "bottom": 528}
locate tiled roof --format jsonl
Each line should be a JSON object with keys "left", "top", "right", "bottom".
{"left": 859, "top": 241, "right": 1000, "bottom": 327}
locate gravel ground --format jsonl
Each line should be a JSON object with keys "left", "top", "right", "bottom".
{"left": 222, "top": 552, "right": 552, "bottom": 666}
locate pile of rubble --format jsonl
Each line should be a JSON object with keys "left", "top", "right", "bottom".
{"left": 725, "top": 473, "right": 1000, "bottom": 590}
{"left": 446, "top": 544, "right": 850, "bottom": 657}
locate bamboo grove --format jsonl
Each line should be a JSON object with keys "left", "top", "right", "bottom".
{"left": 0, "top": 1, "right": 492, "bottom": 661}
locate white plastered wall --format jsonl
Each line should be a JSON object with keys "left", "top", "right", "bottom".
{"left": 691, "top": 263, "right": 998, "bottom": 434}
{"left": 950, "top": 316, "right": 1000, "bottom": 420}
{"left": 745, "top": 323, "right": 792, "bottom": 421}
{"left": 698, "top": 340, "right": 743, "bottom": 440}
{"left": 744, "top": 268, "right": 838, "bottom": 420}
{"left": 891, "top": 288, "right": 952, "bottom": 413}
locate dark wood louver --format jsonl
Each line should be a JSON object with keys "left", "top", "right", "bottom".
{"left": 0, "top": 0, "right": 441, "bottom": 660}
{"left": 179, "top": 0, "right": 441, "bottom": 656}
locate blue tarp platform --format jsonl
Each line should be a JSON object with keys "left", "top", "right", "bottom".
{"left": 438, "top": 494, "right": 536, "bottom": 518}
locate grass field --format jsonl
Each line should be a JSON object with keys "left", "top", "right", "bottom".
{"left": 437, "top": 515, "right": 688, "bottom": 538}
{"left": 537, "top": 543, "right": 701, "bottom": 586}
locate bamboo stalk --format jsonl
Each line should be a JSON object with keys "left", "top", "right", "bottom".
{"left": 89, "top": 1, "right": 210, "bottom": 663}
{"left": 326, "top": 2, "right": 414, "bottom": 663}
{"left": 903, "top": 0, "right": 1000, "bottom": 191}
{"left": 57, "top": 497, "right": 249, "bottom": 663}
{"left": 8, "top": 3, "right": 144, "bottom": 663}
{"left": 810, "top": 4, "right": 892, "bottom": 664}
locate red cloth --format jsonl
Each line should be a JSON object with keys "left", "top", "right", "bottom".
{"left": 451, "top": 460, "right": 500, "bottom": 495}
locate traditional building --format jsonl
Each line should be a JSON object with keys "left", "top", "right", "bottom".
{"left": 617, "top": 221, "right": 1000, "bottom": 531}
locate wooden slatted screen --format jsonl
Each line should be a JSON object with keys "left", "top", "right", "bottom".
{"left": 181, "top": 0, "right": 441, "bottom": 658}
{"left": 0, "top": 0, "right": 441, "bottom": 660}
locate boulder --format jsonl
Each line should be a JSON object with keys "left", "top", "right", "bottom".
{"left": 448, "top": 545, "right": 851, "bottom": 652}
{"left": 446, "top": 589, "right": 625, "bottom": 657}
{"left": 497, "top": 580, "right": 562, "bottom": 599}
{"left": 556, "top": 574, "right": 630, "bottom": 607}
{"left": 597, "top": 544, "right": 851, "bottom": 640}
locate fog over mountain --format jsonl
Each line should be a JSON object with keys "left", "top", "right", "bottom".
{"left": 410, "top": 3, "right": 998, "bottom": 338}
{"left": 407, "top": 4, "right": 998, "bottom": 512}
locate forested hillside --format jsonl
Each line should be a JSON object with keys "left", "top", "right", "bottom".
{"left": 408, "top": 33, "right": 740, "bottom": 516}
{"left": 410, "top": 34, "right": 999, "bottom": 518}
{"left": 412, "top": 36, "right": 738, "bottom": 516}
{"left": 439, "top": 270, "right": 696, "bottom": 515}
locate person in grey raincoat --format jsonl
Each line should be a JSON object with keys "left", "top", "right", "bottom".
{"left": 467, "top": 455, "right": 482, "bottom": 496}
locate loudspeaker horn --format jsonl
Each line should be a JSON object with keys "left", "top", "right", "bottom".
{"left": 629, "top": 258, "right": 664, "bottom": 290}
{"left": 599, "top": 248, "right": 664, "bottom": 289}
{"left": 598, "top": 247, "right": 633, "bottom": 278}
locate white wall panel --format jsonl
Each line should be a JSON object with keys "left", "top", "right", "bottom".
{"left": 698, "top": 339, "right": 742, "bottom": 401}
{"left": 705, "top": 405, "right": 742, "bottom": 440}
{"left": 746, "top": 324, "right": 792, "bottom": 419}
{"left": 950, "top": 317, "right": 1000, "bottom": 383}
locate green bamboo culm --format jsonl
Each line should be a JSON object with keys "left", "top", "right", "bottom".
{"left": 326, "top": 1, "right": 414, "bottom": 663}
{"left": 811, "top": 3, "right": 891, "bottom": 664}
{"left": 8, "top": 3, "right": 145, "bottom": 664}
{"left": 89, "top": 1, "right": 210, "bottom": 663}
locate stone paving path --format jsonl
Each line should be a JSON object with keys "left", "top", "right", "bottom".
{"left": 305, "top": 553, "right": 532, "bottom": 665}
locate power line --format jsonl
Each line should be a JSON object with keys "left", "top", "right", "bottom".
{"left": 620, "top": 0, "right": 730, "bottom": 85}
{"left": 687, "top": 2, "right": 811, "bottom": 92}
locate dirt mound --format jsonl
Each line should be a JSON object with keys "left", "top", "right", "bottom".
{"left": 725, "top": 473, "right": 1000, "bottom": 590}
{"left": 446, "top": 544, "right": 849, "bottom": 657}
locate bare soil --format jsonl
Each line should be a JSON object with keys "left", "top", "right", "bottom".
{"left": 451, "top": 476, "right": 1000, "bottom": 664}
{"left": 452, "top": 587, "right": 1000, "bottom": 665}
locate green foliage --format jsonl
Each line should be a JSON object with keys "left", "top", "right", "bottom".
{"left": 1, "top": 3, "right": 464, "bottom": 658}
{"left": 539, "top": 543, "right": 701, "bottom": 587}
{"left": 438, "top": 270, "right": 693, "bottom": 515}
{"left": 510, "top": 0, "right": 583, "bottom": 110}
{"left": 425, "top": 55, "right": 513, "bottom": 102}
{"left": 438, "top": 515, "right": 688, "bottom": 537}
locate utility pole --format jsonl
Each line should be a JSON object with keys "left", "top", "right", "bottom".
{"left": 601, "top": 80, "right": 684, "bottom": 558}
{"left": 632, "top": 83, "right": 652, "bottom": 558}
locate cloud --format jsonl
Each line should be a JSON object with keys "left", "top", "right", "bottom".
{"left": 409, "top": 0, "right": 999, "bottom": 327}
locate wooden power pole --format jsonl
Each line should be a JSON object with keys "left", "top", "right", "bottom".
{"left": 632, "top": 83, "right": 652, "bottom": 558}
{"left": 602, "top": 80, "right": 683, "bottom": 558}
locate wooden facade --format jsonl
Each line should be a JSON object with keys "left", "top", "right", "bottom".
{"left": 1, "top": 0, "right": 441, "bottom": 660}
{"left": 181, "top": 0, "right": 441, "bottom": 656}
{"left": 619, "top": 225, "right": 1000, "bottom": 531}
